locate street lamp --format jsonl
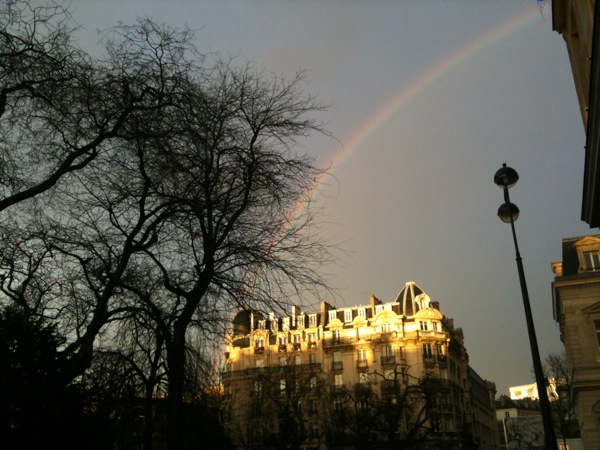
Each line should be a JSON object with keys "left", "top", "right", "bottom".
{"left": 494, "top": 163, "right": 558, "bottom": 450}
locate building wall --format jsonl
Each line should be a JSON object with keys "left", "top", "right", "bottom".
{"left": 553, "top": 0, "right": 595, "bottom": 126}
{"left": 223, "top": 282, "right": 499, "bottom": 449}
{"left": 552, "top": 235, "right": 600, "bottom": 450}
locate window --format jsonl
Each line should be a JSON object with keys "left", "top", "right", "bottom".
{"left": 310, "top": 376, "right": 317, "bottom": 390}
{"left": 420, "top": 321, "right": 428, "bottom": 331}
{"left": 399, "top": 347, "right": 404, "bottom": 359}
{"left": 357, "top": 348, "right": 368, "bottom": 368}
{"left": 279, "top": 336, "right": 286, "bottom": 346}
{"left": 357, "top": 327, "right": 365, "bottom": 339}
{"left": 309, "top": 314, "right": 317, "bottom": 327}
{"left": 333, "top": 397, "right": 344, "bottom": 412}
{"left": 258, "top": 320, "right": 266, "bottom": 330}
{"left": 328, "top": 310, "right": 337, "bottom": 322}
{"left": 334, "top": 374, "right": 343, "bottom": 387}
{"left": 282, "top": 317, "right": 290, "bottom": 330}
{"left": 381, "top": 323, "right": 391, "bottom": 333}
{"left": 332, "top": 351, "right": 343, "bottom": 370}
{"left": 255, "top": 358, "right": 264, "bottom": 368}
{"left": 279, "top": 356, "right": 288, "bottom": 365}
{"left": 423, "top": 344, "right": 433, "bottom": 359}
{"left": 595, "top": 320, "right": 600, "bottom": 346}
{"left": 308, "top": 332, "right": 316, "bottom": 342}
{"left": 309, "top": 425, "right": 320, "bottom": 440}
{"left": 358, "top": 308, "right": 366, "bottom": 319}
{"left": 357, "top": 348, "right": 367, "bottom": 361}
{"left": 280, "top": 379, "right": 286, "bottom": 394}
{"left": 382, "top": 344, "right": 395, "bottom": 364}
{"left": 584, "top": 250, "right": 600, "bottom": 271}
{"left": 505, "top": 411, "right": 510, "bottom": 418}
{"left": 432, "top": 322, "right": 439, "bottom": 331}
{"left": 297, "top": 314, "right": 305, "bottom": 329}
{"left": 294, "top": 355, "right": 302, "bottom": 365}
{"left": 382, "top": 344, "right": 393, "bottom": 357}
{"left": 309, "top": 353, "right": 316, "bottom": 365}
{"left": 255, "top": 338, "right": 265, "bottom": 354}
{"left": 332, "top": 329, "right": 341, "bottom": 343}
{"left": 375, "top": 305, "right": 383, "bottom": 314}
{"left": 344, "top": 309, "right": 353, "bottom": 323}
{"left": 359, "top": 372, "right": 369, "bottom": 384}
{"left": 384, "top": 304, "right": 392, "bottom": 311}
{"left": 253, "top": 380, "right": 262, "bottom": 396}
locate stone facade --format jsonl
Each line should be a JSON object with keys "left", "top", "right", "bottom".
{"left": 222, "top": 281, "right": 499, "bottom": 449}
{"left": 552, "top": 235, "right": 600, "bottom": 450}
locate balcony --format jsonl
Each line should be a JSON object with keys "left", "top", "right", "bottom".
{"left": 378, "top": 332, "right": 393, "bottom": 341}
{"left": 307, "top": 341, "right": 317, "bottom": 350}
{"left": 356, "top": 359, "right": 368, "bottom": 370}
{"left": 381, "top": 355, "right": 396, "bottom": 365}
{"left": 323, "top": 337, "right": 355, "bottom": 347}
{"left": 254, "top": 347, "right": 265, "bottom": 355}
{"left": 278, "top": 344, "right": 287, "bottom": 353}
{"left": 293, "top": 342, "right": 302, "bottom": 351}
{"left": 331, "top": 361, "right": 343, "bottom": 371}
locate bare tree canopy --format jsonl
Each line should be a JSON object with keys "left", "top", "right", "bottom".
{"left": 0, "top": 2, "right": 333, "bottom": 449}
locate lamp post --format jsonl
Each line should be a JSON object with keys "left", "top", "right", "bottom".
{"left": 494, "top": 163, "right": 557, "bottom": 450}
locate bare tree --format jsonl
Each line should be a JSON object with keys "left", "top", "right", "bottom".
{"left": 224, "top": 362, "right": 325, "bottom": 450}
{"left": 0, "top": 3, "right": 332, "bottom": 449}
{"left": 544, "top": 351, "right": 580, "bottom": 444}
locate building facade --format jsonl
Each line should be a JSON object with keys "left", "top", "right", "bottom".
{"left": 222, "top": 281, "right": 499, "bottom": 449}
{"left": 552, "top": 0, "right": 600, "bottom": 226}
{"left": 552, "top": 235, "right": 600, "bottom": 450}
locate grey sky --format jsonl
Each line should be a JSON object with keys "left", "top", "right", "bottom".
{"left": 65, "top": 0, "right": 591, "bottom": 396}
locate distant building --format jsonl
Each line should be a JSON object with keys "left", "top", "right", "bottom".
{"left": 509, "top": 382, "right": 539, "bottom": 401}
{"left": 222, "top": 281, "right": 499, "bottom": 449}
{"left": 495, "top": 396, "right": 544, "bottom": 449}
{"left": 552, "top": 235, "right": 600, "bottom": 450}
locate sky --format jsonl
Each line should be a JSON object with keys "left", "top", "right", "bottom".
{"left": 63, "top": 0, "right": 592, "bottom": 396}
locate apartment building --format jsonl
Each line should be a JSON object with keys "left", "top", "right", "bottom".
{"left": 552, "top": 235, "right": 600, "bottom": 450}
{"left": 222, "top": 281, "right": 499, "bottom": 449}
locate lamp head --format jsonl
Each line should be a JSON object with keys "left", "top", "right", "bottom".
{"left": 497, "top": 202, "right": 519, "bottom": 223}
{"left": 494, "top": 163, "right": 519, "bottom": 189}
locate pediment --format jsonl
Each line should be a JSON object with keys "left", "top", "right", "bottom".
{"left": 581, "top": 301, "right": 600, "bottom": 315}
{"left": 574, "top": 235, "right": 600, "bottom": 249}
{"left": 352, "top": 316, "right": 368, "bottom": 327}
{"left": 328, "top": 318, "right": 343, "bottom": 328}
{"left": 373, "top": 309, "right": 398, "bottom": 323}
{"left": 414, "top": 307, "right": 443, "bottom": 320}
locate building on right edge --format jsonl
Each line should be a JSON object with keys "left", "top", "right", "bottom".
{"left": 552, "top": 234, "right": 600, "bottom": 450}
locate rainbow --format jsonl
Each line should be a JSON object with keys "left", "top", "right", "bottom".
{"left": 253, "top": 5, "right": 543, "bottom": 303}
{"left": 313, "top": 5, "right": 542, "bottom": 195}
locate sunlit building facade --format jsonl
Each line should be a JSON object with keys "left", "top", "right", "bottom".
{"left": 222, "top": 281, "right": 499, "bottom": 449}
{"left": 552, "top": 235, "right": 600, "bottom": 450}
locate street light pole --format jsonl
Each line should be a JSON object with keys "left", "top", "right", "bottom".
{"left": 494, "top": 163, "right": 558, "bottom": 450}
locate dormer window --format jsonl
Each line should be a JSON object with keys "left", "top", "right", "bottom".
{"left": 344, "top": 309, "right": 352, "bottom": 323}
{"left": 584, "top": 250, "right": 600, "bottom": 272}
{"left": 328, "top": 310, "right": 337, "bottom": 322}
